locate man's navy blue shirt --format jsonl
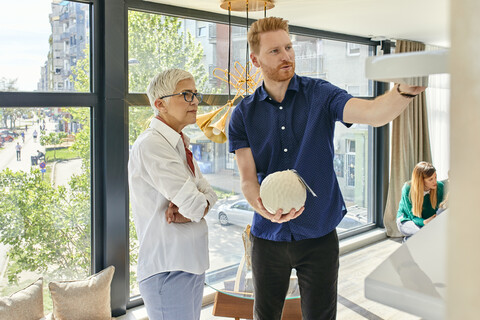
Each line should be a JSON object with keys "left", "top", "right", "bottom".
{"left": 229, "top": 74, "right": 353, "bottom": 241}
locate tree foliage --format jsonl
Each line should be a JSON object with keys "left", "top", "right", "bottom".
{"left": 0, "top": 77, "right": 17, "bottom": 91}
{"left": 40, "top": 132, "right": 68, "bottom": 161}
{"left": 69, "top": 45, "right": 90, "bottom": 93}
{"left": 128, "top": 11, "right": 208, "bottom": 93}
{"left": 0, "top": 169, "right": 90, "bottom": 283}
{"left": 127, "top": 11, "right": 211, "bottom": 144}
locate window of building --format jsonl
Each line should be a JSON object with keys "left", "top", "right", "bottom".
{"left": 0, "top": 106, "right": 92, "bottom": 313}
{"left": 347, "top": 42, "right": 361, "bottom": 56}
{"left": 346, "top": 139, "right": 356, "bottom": 187}
{"left": 347, "top": 85, "right": 360, "bottom": 96}
{"left": 198, "top": 26, "right": 207, "bottom": 37}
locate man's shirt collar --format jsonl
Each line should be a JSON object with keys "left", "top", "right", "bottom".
{"left": 258, "top": 74, "right": 300, "bottom": 102}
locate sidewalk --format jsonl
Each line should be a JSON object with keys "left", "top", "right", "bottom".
{"left": 0, "top": 132, "right": 41, "bottom": 173}
{"left": 203, "top": 172, "right": 242, "bottom": 195}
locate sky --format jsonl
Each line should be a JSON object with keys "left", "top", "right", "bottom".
{"left": 0, "top": 1, "right": 53, "bottom": 91}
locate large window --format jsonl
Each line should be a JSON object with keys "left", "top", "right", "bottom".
{"left": 0, "top": 106, "right": 91, "bottom": 312}
{"left": 1, "top": 1, "right": 382, "bottom": 315}
{"left": 127, "top": 10, "right": 376, "bottom": 300}
{"left": 0, "top": 0, "right": 93, "bottom": 312}
{"left": 0, "top": 1, "right": 90, "bottom": 93}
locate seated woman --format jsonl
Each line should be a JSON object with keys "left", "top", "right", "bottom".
{"left": 396, "top": 161, "right": 445, "bottom": 240}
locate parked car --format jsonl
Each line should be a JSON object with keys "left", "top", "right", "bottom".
{"left": 0, "top": 134, "right": 14, "bottom": 143}
{"left": 216, "top": 198, "right": 365, "bottom": 231}
{"left": 217, "top": 199, "right": 254, "bottom": 227}
{"left": 0, "top": 130, "right": 18, "bottom": 137}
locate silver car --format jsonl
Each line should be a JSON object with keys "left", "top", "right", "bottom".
{"left": 216, "top": 199, "right": 365, "bottom": 232}
{"left": 217, "top": 199, "right": 254, "bottom": 227}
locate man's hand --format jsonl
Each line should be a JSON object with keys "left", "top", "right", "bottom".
{"left": 256, "top": 197, "right": 304, "bottom": 223}
{"left": 398, "top": 83, "right": 427, "bottom": 96}
{"left": 165, "top": 202, "right": 191, "bottom": 224}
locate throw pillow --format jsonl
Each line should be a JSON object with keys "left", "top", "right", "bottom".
{"left": 0, "top": 278, "right": 44, "bottom": 320}
{"left": 48, "top": 266, "right": 115, "bottom": 320}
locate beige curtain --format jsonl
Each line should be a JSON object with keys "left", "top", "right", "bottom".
{"left": 383, "top": 40, "right": 432, "bottom": 237}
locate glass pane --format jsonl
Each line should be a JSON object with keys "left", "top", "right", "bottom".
{"left": 128, "top": 11, "right": 258, "bottom": 96}
{"left": 128, "top": 106, "right": 151, "bottom": 297}
{"left": 426, "top": 74, "right": 450, "bottom": 180}
{"left": 333, "top": 123, "right": 371, "bottom": 232}
{"left": 0, "top": 1, "right": 90, "bottom": 92}
{"left": 292, "top": 36, "right": 373, "bottom": 96}
{"left": 127, "top": 12, "right": 374, "bottom": 298}
{"left": 128, "top": 104, "right": 245, "bottom": 298}
{"left": 0, "top": 106, "right": 91, "bottom": 313}
{"left": 128, "top": 11, "right": 373, "bottom": 98}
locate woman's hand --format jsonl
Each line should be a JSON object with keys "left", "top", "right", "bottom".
{"left": 424, "top": 214, "right": 437, "bottom": 225}
{"left": 165, "top": 202, "right": 191, "bottom": 224}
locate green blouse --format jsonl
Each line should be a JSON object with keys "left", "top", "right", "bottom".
{"left": 397, "top": 181, "right": 444, "bottom": 227}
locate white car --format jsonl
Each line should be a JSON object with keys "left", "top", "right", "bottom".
{"left": 217, "top": 199, "right": 254, "bottom": 227}
{"left": 216, "top": 199, "right": 365, "bottom": 232}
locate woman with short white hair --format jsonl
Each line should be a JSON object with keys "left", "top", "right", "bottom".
{"left": 128, "top": 68, "right": 217, "bottom": 320}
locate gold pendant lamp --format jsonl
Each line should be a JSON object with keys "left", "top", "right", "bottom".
{"left": 195, "top": 0, "right": 274, "bottom": 143}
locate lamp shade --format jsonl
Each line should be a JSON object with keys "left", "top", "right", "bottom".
{"left": 260, "top": 170, "right": 306, "bottom": 214}
{"left": 220, "top": 0, "right": 275, "bottom": 12}
{"left": 365, "top": 49, "right": 449, "bottom": 86}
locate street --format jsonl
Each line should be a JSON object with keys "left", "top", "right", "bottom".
{"left": 0, "top": 115, "right": 67, "bottom": 289}
{"left": 0, "top": 120, "right": 44, "bottom": 173}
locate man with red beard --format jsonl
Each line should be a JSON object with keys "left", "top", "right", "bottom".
{"left": 228, "top": 17, "right": 425, "bottom": 320}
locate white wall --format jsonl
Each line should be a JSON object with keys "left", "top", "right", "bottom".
{"left": 448, "top": 0, "right": 480, "bottom": 318}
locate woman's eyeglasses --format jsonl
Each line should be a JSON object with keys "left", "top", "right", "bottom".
{"left": 159, "top": 91, "right": 203, "bottom": 103}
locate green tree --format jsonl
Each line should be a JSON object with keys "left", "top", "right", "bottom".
{"left": 0, "top": 77, "right": 17, "bottom": 91}
{"left": 69, "top": 46, "right": 90, "bottom": 93}
{"left": 40, "top": 132, "right": 68, "bottom": 161}
{"left": 0, "top": 169, "right": 90, "bottom": 283}
{"left": 127, "top": 12, "right": 212, "bottom": 145}
{"left": 128, "top": 11, "right": 208, "bottom": 93}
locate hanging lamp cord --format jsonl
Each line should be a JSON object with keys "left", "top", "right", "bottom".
{"left": 245, "top": 0, "right": 249, "bottom": 95}
{"left": 228, "top": 2, "right": 231, "bottom": 101}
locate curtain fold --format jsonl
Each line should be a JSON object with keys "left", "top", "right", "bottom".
{"left": 383, "top": 40, "right": 433, "bottom": 237}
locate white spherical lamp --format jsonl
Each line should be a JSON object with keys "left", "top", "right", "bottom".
{"left": 260, "top": 170, "right": 307, "bottom": 214}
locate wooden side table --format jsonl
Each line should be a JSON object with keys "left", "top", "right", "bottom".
{"left": 212, "top": 291, "right": 302, "bottom": 320}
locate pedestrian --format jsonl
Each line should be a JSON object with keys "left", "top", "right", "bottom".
{"left": 128, "top": 69, "right": 217, "bottom": 320}
{"left": 21, "top": 131, "right": 25, "bottom": 143}
{"left": 15, "top": 143, "right": 22, "bottom": 161}
{"left": 33, "top": 130, "right": 38, "bottom": 142}
{"left": 228, "top": 17, "right": 427, "bottom": 320}
{"left": 37, "top": 150, "right": 45, "bottom": 162}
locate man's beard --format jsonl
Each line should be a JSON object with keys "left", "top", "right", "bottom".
{"left": 263, "top": 62, "right": 295, "bottom": 82}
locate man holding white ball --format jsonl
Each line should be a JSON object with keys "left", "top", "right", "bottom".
{"left": 228, "top": 17, "right": 425, "bottom": 320}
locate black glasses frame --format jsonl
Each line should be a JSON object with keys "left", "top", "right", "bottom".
{"left": 159, "top": 91, "right": 203, "bottom": 103}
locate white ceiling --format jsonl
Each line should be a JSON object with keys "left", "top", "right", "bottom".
{"left": 145, "top": 0, "right": 450, "bottom": 47}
